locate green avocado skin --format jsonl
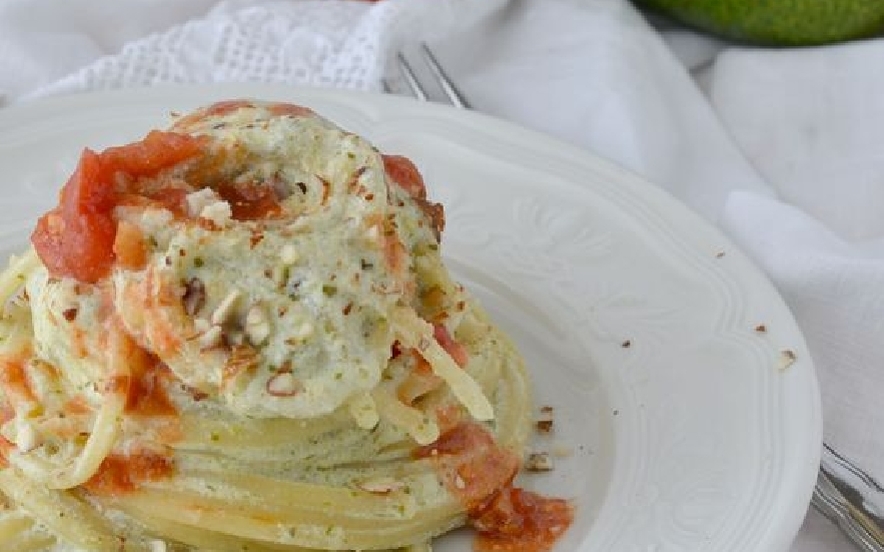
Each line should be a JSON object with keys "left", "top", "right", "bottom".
{"left": 636, "top": 0, "right": 884, "bottom": 46}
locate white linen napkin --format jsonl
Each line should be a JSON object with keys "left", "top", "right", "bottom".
{"left": 712, "top": 42, "right": 884, "bottom": 552}
{"left": 2, "top": 1, "right": 878, "bottom": 549}
{"left": 0, "top": 0, "right": 505, "bottom": 100}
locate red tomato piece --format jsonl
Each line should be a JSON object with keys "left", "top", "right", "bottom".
{"left": 100, "top": 131, "right": 206, "bottom": 178}
{"left": 216, "top": 181, "right": 283, "bottom": 221}
{"left": 32, "top": 149, "right": 117, "bottom": 283}
{"left": 31, "top": 132, "right": 206, "bottom": 283}
{"left": 383, "top": 154, "right": 427, "bottom": 199}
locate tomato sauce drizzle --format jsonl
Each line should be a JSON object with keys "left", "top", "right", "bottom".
{"left": 124, "top": 350, "right": 177, "bottom": 418}
{"left": 0, "top": 354, "right": 36, "bottom": 407}
{"left": 414, "top": 422, "right": 573, "bottom": 552}
{"left": 472, "top": 488, "right": 573, "bottom": 552}
{"left": 86, "top": 330, "right": 178, "bottom": 496}
{"left": 84, "top": 450, "right": 174, "bottom": 496}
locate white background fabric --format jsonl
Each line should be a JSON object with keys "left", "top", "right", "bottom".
{"left": 1, "top": 0, "right": 879, "bottom": 549}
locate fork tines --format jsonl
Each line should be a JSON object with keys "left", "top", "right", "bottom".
{"left": 391, "top": 43, "right": 471, "bottom": 110}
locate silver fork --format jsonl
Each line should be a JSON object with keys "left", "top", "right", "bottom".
{"left": 387, "top": 43, "right": 471, "bottom": 109}
{"left": 816, "top": 444, "right": 884, "bottom": 551}
{"left": 390, "top": 41, "right": 884, "bottom": 552}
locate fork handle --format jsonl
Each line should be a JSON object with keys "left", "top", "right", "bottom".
{"left": 813, "top": 444, "right": 884, "bottom": 551}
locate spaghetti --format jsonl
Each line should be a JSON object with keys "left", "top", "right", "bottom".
{"left": 0, "top": 100, "right": 572, "bottom": 551}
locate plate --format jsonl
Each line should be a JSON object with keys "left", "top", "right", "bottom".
{"left": 0, "top": 85, "right": 821, "bottom": 551}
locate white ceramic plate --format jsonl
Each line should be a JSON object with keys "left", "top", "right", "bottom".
{"left": 0, "top": 85, "right": 820, "bottom": 551}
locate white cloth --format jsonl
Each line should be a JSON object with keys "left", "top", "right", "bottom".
{"left": 1, "top": 1, "right": 877, "bottom": 549}
{"left": 0, "top": 0, "right": 505, "bottom": 99}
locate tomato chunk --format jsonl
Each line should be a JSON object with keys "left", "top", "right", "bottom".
{"left": 32, "top": 149, "right": 116, "bottom": 283}
{"left": 216, "top": 181, "right": 283, "bottom": 220}
{"left": 31, "top": 132, "right": 205, "bottom": 283}
{"left": 383, "top": 154, "right": 427, "bottom": 199}
{"left": 101, "top": 130, "right": 206, "bottom": 178}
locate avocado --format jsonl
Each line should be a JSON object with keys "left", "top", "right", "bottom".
{"left": 635, "top": 0, "right": 884, "bottom": 46}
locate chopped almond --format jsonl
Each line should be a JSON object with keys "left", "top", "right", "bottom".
{"left": 358, "top": 476, "right": 404, "bottom": 494}
{"left": 211, "top": 290, "right": 241, "bottom": 325}
{"left": 525, "top": 452, "right": 554, "bottom": 472}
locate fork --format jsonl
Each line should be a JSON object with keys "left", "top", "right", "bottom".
{"left": 389, "top": 41, "right": 884, "bottom": 552}
{"left": 386, "top": 43, "right": 471, "bottom": 109}
{"left": 815, "top": 444, "right": 884, "bottom": 551}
